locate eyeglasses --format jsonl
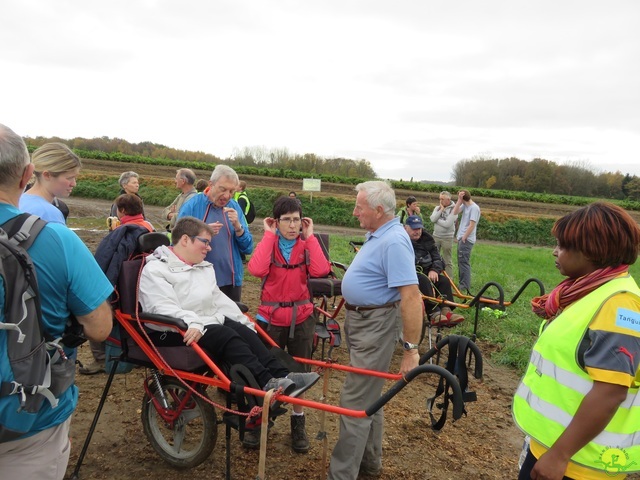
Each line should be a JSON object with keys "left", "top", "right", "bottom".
{"left": 278, "top": 217, "right": 301, "bottom": 225}
{"left": 190, "top": 236, "right": 211, "bottom": 247}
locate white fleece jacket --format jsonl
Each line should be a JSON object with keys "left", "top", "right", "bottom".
{"left": 139, "top": 245, "right": 255, "bottom": 333}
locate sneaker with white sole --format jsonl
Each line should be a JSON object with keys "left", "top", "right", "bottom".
{"left": 263, "top": 377, "right": 295, "bottom": 395}
{"left": 285, "top": 372, "right": 320, "bottom": 399}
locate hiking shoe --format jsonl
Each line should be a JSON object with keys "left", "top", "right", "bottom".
{"left": 242, "top": 416, "right": 275, "bottom": 449}
{"left": 440, "top": 307, "right": 465, "bottom": 326}
{"left": 242, "top": 428, "right": 260, "bottom": 449}
{"left": 79, "top": 360, "right": 104, "bottom": 375}
{"left": 429, "top": 311, "right": 446, "bottom": 326}
{"left": 286, "top": 372, "right": 320, "bottom": 398}
{"left": 290, "top": 415, "right": 310, "bottom": 453}
{"left": 263, "top": 377, "right": 295, "bottom": 395}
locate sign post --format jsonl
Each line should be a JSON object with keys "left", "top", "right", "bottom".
{"left": 302, "top": 178, "right": 321, "bottom": 203}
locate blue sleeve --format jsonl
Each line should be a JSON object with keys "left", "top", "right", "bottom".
{"left": 232, "top": 201, "right": 253, "bottom": 255}
{"left": 59, "top": 229, "right": 113, "bottom": 316}
{"left": 178, "top": 195, "right": 201, "bottom": 219}
{"left": 385, "top": 233, "right": 418, "bottom": 288}
{"left": 30, "top": 225, "right": 113, "bottom": 336}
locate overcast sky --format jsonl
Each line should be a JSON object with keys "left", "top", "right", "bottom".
{"left": 2, "top": 0, "right": 639, "bottom": 183}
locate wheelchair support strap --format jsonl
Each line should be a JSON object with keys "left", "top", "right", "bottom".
{"left": 256, "top": 389, "right": 275, "bottom": 480}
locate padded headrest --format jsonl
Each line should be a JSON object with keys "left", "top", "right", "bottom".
{"left": 314, "top": 233, "right": 330, "bottom": 261}
{"left": 138, "top": 232, "right": 170, "bottom": 253}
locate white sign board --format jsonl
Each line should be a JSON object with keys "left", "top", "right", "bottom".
{"left": 302, "top": 178, "right": 321, "bottom": 192}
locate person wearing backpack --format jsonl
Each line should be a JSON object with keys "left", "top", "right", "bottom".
{"left": 233, "top": 180, "right": 256, "bottom": 224}
{"left": 396, "top": 195, "right": 422, "bottom": 225}
{"left": 247, "top": 196, "right": 331, "bottom": 452}
{"left": 0, "top": 124, "right": 113, "bottom": 480}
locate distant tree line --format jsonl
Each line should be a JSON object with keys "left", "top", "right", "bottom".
{"left": 452, "top": 156, "right": 640, "bottom": 201}
{"left": 229, "top": 146, "right": 376, "bottom": 178}
{"left": 25, "top": 135, "right": 640, "bottom": 200}
{"left": 25, "top": 136, "right": 377, "bottom": 179}
{"left": 24, "top": 135, "right": 223, "bottom": 164}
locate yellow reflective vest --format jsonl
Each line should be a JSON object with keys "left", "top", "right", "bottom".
{"left": 513, "top": 275, "right": 640, "bottom": 475}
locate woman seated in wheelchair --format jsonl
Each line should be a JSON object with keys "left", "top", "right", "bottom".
{"left": 247, "top": 195, "right": 331, "bottom": 454}
{"left": 404, "top": 215, "right": 464, "bottom": 326}
{"left": 138, "top": 216, "right": 319, "bottom": 443}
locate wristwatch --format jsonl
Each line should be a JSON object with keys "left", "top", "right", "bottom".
{"left": 401, "top": 340, "right": 420, "bottom": 351}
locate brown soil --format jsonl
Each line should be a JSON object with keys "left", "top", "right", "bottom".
{"left": 64, "top": 196, "right": 527, "bottom": 480}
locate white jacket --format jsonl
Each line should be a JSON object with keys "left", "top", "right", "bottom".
{"left": 139, "top": 245, "right": 255, "bottom": 333}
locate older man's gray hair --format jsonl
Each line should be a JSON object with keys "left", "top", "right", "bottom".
{"left": 355, "top": 180, "right": 396, "bottom": 216}
{"left": 0, "top": 124, "right": 30, "bottom": 187}
{"left": 177, "top": 168, "right": 196, "bottom": 185}
{"left": 210, "top": 164, "right": 239, "bottom": 185}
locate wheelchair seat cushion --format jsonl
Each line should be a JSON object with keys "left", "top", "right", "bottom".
{"left": 125, "top": 336, "right": 206, "bottom": 371}
{"left": 309, "top": 277, "right": 342, "bottom": 297}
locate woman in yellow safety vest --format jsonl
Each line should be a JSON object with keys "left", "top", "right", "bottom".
{"left": 513, "top": 202, "right": 640, "bottom": 480}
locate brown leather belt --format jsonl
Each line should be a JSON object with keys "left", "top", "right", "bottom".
{"left": 344, "top": 301, "right": 399, "bottom": 312}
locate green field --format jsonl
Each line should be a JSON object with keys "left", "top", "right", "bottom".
{"left": 318, "top": 236, "right": 640, "bottom": 373}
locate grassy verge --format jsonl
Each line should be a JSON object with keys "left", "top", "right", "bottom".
{"left": 318, "top": 236, "right": 640, "bottom": 373}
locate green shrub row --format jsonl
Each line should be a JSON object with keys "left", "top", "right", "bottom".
{"left": 73, "top": 178, "right": 556, "bottom": 245}
{"left": 32, "top": 144, "right": 640, "bottom": 211}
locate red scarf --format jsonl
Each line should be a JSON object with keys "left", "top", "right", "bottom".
{"left": 531, "top": 264, "right": 628, "bottom": 321}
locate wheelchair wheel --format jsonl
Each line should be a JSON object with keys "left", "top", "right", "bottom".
{"left": 141, "top": 378, "right": 217, "bottom": 469}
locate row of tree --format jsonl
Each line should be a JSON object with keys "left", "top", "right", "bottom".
{"left": 451, "top": 156, "right": 640, "bottom": 200}
{"left": 25, "top": 135, "right": 223, "bottom": 164}
{"left": 230, "top": 146, "right": 376, "bottom": 178}
{"left": 25, "top": 136, "right": 376, "bottom": 179}
{"left": 25, "top": 135, "right": 640, "bottom": 200}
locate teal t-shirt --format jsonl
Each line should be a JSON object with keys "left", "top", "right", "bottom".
{"left": 0, "top": 204, "right": 113, "bottom": 439}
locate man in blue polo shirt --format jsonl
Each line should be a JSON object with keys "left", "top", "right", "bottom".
{"left": 328, "top": 181, "right": 423, "bottom": 480}
{"left": 0, "top": 124, "right": 113, "bottom": 480}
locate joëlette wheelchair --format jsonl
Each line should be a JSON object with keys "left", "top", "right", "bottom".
{"left": 70, "top": 233, "right": 483, "bottom": 480}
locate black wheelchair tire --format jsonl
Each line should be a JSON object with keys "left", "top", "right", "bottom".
{"left": 141, "top": 378, "right": 217, "bottom": 469}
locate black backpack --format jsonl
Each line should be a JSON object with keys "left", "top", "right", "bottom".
{"left": 235, "top": 191, "right": 255, "bottom": 224}
{"left": 0, "top": 214, "right": 77, "bottom": 442}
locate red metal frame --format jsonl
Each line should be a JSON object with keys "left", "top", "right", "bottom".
{"left": 116, "top": 309, "right": 406, "bottom": 418}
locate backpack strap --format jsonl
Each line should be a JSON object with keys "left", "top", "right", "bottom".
{"left": 2, "top": 213, "right": 46, "bottom": 251}
{"left": 260, "top": 249, "right": 312, "bottom": 339}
